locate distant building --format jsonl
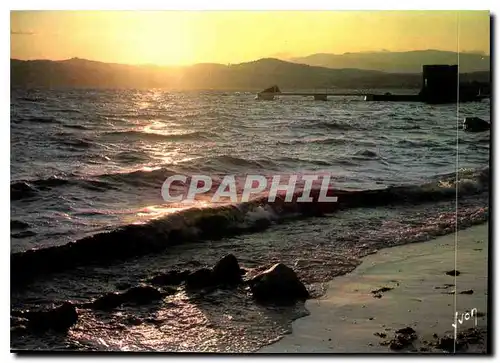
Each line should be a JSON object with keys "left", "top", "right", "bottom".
{"left": 419, "top": 64, "right": 488, "bottom": 104}
{"left": 419, "top": 65, "right": 458, "bottom": 104}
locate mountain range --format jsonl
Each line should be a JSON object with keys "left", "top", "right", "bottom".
{"left": 290, "top": 49, "right": 489, "bottom": 73}
{"left": 11, "top": 50, "right": 490, "bottom": 90}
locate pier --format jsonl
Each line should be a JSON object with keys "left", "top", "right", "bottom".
{"left": 257, "top": 90, "right": 420, "bottom": 102}
{"left": 256, "top": 65, "right": 489, "bottom": 104}
{"left": 256, "top": 90, "right": 368, "bottom": 101}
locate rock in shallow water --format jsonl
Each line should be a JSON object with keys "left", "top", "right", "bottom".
{"left": 249, "top": 263, "right": 309, "bottom": 304}
{"left": 92, "top": 292, "right": 124, "bottom": 311}
{"left": 121, "top": 285, "right": 163, "bottom": 304}
{"left": 92, "top": 285, "right": 163, "bottom": 310}
{"left": 185, "top": 254, "right": 243, "bottom": 290}
{"left": 13, "top": 302, "right": 79, "bottom": 333}
{"left": 185, "top": 268, "right": 214, "bottom": 290}
{"left": 388, "top": 327, "right": 417, "bottom": 350}
{"left": 463, "top": 117, "right": 490, "bottom": 132}
{"left": 149, "top": 270, "right": 190, "bottom": 286}
{"left": 211, "top": 254, "right": 242, "bottom": 286}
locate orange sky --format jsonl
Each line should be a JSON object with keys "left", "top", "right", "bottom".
{"left": 11, "top": 10, "right": 490, "bottom": 65}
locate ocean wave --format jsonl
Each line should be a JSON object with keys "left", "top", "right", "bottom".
{"left": 187, "top": 155, "right": 276, "bottom": 172}
{"left": 18, "top": 97, "right": 45, "bottom": 103}
{"left": 10, "top": 175, "right": 118, "bottom": 199}
{"left": 59, "top": 138, "right": 93, "bottom": 149}
{"left": 309, "top": 120, "right": 364, "bottom": 131}
{"left": 55, "top": 108, "right": 81, "bottom": 114}
{"left": 11, "top": 220, "right": 30, "bottom": 230}
{"left": 11, "top": 167, "right": 489, "bottom": 285}
{"left": 99, "top": 167, "right": 178, "bottom": 187}
{"left": 103, "top": 130, "right": 216, "bottom": 142}
{"left": 392, "top": 124, "right": 422, "bottom": 130}
{"left": 11, "top": 181, "right": 38, "bottom": 201}
{"left": 277, "top": 156, "right": 332, "bottom": 166}
{"left": 397, "top": 139, "right": 443, "bottom": 148}
{"left": 26, "top": 116, "right": 60, "bottom": 124}
{"left": 277, "top": 137, "right": 357, "bottom": 146}
{"left": 115, "top": 150, "right": 153, "bottom": 163}
{"left": 62, "top": 124, "right": 90, "bottom": 130}
{"left": 398, "top": 116, "right": 425, "bottom": 122}
{"left": 10, "top": 177, "right": 72, "bottom": 200}
{"left": 354, "top": 149, "right": 379, "bottom": 158}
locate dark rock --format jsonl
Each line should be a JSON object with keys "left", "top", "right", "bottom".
{"left": 212, "top": 254, "right": 242, "bottom": 286}
{"left": 372, "top": 287, "right": 393, "bottom": 294}
{"left": 389, "top": 339, "right": 406, "bottom": 350}
{"left": 249, "top": 263, "right": 309, "bottom": 304}
{"left": 458, "top": 328, "right": 483, "bottom": 345}
{"left": 239, "top": 267, "right": 248, "bottom": 275}
{"left": 92, "top": 285, "right": 162, "bottom": 310}
{"left": 436, "top": 329, "right": 483, "bottom": 352}
{"left": 149, "top": 270, "right": 190, "bottom": 286}
{"left": 24, "top": 302, "right": 78, "bottom": 332}
{"left": 92, "top": 292, "right": 124, "bottom": 311}
{"left": 446, "top": 270, "right": 461, "bottom": 276}
{"left": 463, "top": 117, "right": 490, "bottom": 132}
{"left": 374, "top": 332, "right": 387, "bottom": 338}
{"left": 434, "top": 283, "right": 455, "bottom": 290}
{"left": 388, "top": 327, "right": 417, "bottom": 351}
{"left": 396, "top": 327, "right": 416, "bottom": 335}
{"left": 437, "top": 336, "right": 459, "bottom": 352}
{"left": 459, "top": 289, "right": 474, "bottom": 294}
{"left": 372, "top": 286, "right": 393, "bottom": 298}
{"left": 185, "top": 268, "right": 214, "bottom": 290}
{"left": 115, "top": 282, "right": 132, "bottom": 290}
{"left": 121, "top": 285, "right": 162, "bottom": 304}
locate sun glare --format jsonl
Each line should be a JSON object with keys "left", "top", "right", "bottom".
{"left": 101, "top": 12, "right": 195, "bottom": 65}
{"left": 121, "top": 13, "right": 194, "bottom": 65}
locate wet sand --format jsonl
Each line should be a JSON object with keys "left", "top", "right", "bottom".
{"left": 259, "top": 223, "right": 489, "bottom": 353}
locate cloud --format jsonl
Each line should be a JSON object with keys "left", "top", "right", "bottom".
{"left": 11, "top": 30, "right": 35, "bottom": 36}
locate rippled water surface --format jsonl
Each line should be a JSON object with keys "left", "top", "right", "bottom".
{"left": 11, "top": 89, "right": 490, "bottom": 351}
{"left": 11, "top": 89, "right": 489, "bottom": 251}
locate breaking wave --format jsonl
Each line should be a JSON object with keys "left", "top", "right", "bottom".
{"left": 11, "top": 167, "right": 489, "bottom": 285}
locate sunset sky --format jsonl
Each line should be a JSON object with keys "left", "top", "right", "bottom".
{"left": 11, "top": 11, "right": 490, "bottom": 66}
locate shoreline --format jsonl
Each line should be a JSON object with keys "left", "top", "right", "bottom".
{"left": 259, "top": 223, "right": 489, "bottom": 353}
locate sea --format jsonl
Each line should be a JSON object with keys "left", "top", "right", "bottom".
{"left": 10, "top": 88, "right": 490, "bottom": 351}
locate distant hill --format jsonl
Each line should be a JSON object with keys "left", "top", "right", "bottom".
{"left": 11, "top": 56, "right": 490, "bottom": 90}
{"left": 290, "top": 50, "right": 490, "bottom": 73}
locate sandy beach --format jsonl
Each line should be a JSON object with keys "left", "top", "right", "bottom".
{"left": 259, "top": 223, "right": 489, "bottom": 353}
